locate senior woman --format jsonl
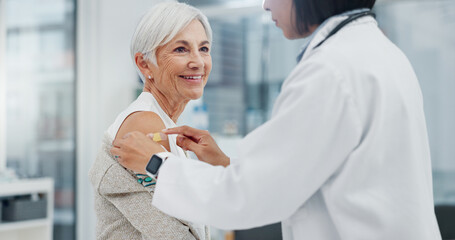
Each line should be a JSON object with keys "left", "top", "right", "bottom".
{"left": 89, "top": 2, "right": 212, "bottom": 240}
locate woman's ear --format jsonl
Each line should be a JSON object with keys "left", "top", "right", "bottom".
{"left": 135, "top": 52, "right": 153, "bottom": 79}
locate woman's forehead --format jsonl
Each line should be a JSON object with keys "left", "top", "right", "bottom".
{"left": 170, "top": 20, "right": 209, "bottom": 43}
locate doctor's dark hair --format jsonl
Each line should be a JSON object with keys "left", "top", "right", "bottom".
{"left": 293, "top": 0, "right": 376, "bottom": 34}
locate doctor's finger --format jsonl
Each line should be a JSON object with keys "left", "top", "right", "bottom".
{"left": 163, "top": 125, "right": 209, "bottom": 139}
{"left": 177, "top": 135, "right": 202, "bottom": 152}
{"left": 110, "top": 146, "right": 121, "bottom": 157}
{"left": 112, "top": 138, "right": 124, "bottom": 148}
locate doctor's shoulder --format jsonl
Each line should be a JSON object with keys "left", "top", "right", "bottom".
{"left": 285, "top": 49, "right": 346, "bottom": 86}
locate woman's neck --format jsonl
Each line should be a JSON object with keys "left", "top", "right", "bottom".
{"left": 143, "top": 85, "right": 188, "bottom": 123}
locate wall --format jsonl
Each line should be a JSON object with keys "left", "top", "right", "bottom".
{"left": 0, "top": 0, "right": 6, "bottom": 171}
{"left": 76, "top": 0, "right": 169, "bottom": 239}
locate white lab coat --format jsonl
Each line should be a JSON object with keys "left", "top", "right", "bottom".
{"left": 152, "top": 15, "right": 442, "bottom": 240}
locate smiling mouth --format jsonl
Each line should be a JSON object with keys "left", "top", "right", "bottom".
{"left": 179, "top": 75, "right": 204, "bottom": 83}
{"left": 180, "top": 75, "right": 203, "bottom": 80}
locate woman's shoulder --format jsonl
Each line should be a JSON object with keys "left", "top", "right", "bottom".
{"left": 115, "top": 111, "right": 171, "bottom": 151}
{"left": 120, "top": 111, "right": 165, "bottom": 133}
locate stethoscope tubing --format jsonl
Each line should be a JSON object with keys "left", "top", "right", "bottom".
{"left": 313, "top": 10, "right": 376, "bottom": 49}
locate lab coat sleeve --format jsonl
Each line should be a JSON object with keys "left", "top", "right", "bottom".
{"left": 152, "top": 59, "right": 363, "bottom": 230}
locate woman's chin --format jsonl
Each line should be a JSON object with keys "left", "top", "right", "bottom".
{"left": 185, "top": 90, "right": 204, "bottom": 100}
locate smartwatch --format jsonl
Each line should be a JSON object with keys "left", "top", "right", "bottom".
{"left": 145, "top": 152, "right": 172, "bottom": 180}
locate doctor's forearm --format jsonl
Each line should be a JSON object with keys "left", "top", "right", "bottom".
{"left": 152, "top": 157, "right": 288, "bottom": 229}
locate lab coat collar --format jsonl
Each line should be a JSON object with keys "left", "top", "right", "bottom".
{"left": 296, "top": 8, "right": 374, "bottom": 62}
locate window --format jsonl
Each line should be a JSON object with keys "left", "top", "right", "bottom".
{"left": 1, "top": 0, "right": 77, "bottom": 239}
{"left": 376, "top": 0, "right": 455, "bottom": 206}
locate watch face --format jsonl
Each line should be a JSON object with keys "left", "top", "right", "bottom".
{"left": 146, "top": 155, "right": 163, "bottom": 175}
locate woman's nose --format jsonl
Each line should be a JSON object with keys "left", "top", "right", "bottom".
{"left": 188, "top": 52, "right": 205, "bottom": 69}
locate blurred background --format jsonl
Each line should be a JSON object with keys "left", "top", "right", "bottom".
{"left": 0, "top": 0, "right": 454, "bottom": 239}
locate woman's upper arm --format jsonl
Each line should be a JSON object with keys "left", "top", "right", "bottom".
{"left": 115, "top": 111, "right": 170, "bottom": 151}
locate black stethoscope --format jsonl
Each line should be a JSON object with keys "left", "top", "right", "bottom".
{"left": 313, "top": 10, "right": 376, "bottom": 49}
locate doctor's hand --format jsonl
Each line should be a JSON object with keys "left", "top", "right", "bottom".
{"left": 110, "top": 131, "right": 163, "bottom": 174}
{"left": 163, "top": 126, "right": 230, "bottom": 167}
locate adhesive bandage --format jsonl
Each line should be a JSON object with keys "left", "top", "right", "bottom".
{"left": 148, "top": 132, "right": 168, "bottom": 142}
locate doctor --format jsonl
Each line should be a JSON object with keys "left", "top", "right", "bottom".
{"left": 111, "top": 0, "right": 442, "bottom": 239}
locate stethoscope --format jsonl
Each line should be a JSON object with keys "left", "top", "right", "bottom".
{"left": 313, "top": 10, "right": 376, "bottom": 49}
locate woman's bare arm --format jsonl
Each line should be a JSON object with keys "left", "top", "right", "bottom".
{"left": 115, "top": 111, "right": 171, "bottom": 152}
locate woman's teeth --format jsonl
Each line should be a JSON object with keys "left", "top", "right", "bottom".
{"left": 181, "top": 76, "right": 202, "bottom": 80}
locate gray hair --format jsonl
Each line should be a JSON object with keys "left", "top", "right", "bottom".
{"left": 131, "top": 2, "right": 212, "bottom": 83}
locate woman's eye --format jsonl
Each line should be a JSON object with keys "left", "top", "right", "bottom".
{"left": 174, "top": 47, "right": 187, "bottom": 53}
{"left": 200, "top": 46, "right": 210, "bottom": 52}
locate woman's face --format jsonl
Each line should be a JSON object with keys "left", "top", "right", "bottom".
{"left": 149, "top": 19, "right": 212, "bottom": 102}
{"left": 263, "top": 0, "right": 302, "bottom": 39}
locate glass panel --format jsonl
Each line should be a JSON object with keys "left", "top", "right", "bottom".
{"left": 4, "top": 0, "right": 76, "bottom": 239}
{"left": 375, "top": 0, "right": 455, "bottom": 205}
{"left": 202, "top": 12, "right": 306, "bottom": 136}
